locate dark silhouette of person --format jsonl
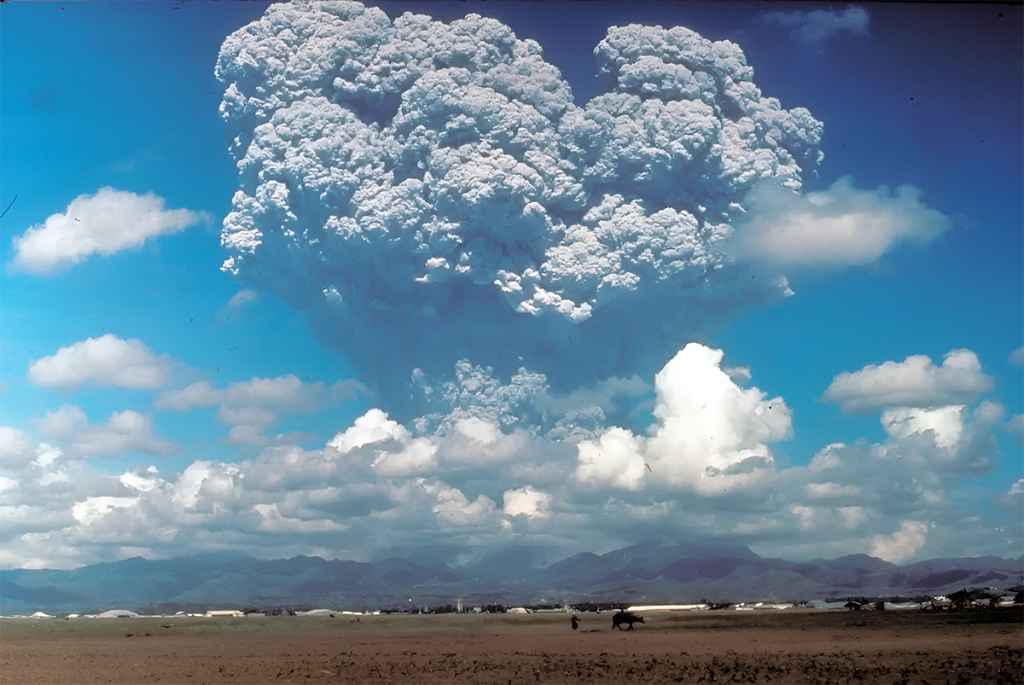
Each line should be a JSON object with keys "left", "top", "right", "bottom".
{"left": 571, "top": 614, "right": 579, "bottom": 630}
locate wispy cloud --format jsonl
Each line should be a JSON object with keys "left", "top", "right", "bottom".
{"left": 156, "top": 375, "right": 365, "bottom": 446}
{"left": 759, "top": 6, "right": 870, "bottom": 44}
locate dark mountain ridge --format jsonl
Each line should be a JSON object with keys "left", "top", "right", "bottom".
{"left": 2, "top": 541, "right": 1020, "bottom": 615}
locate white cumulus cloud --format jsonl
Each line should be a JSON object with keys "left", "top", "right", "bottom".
{"left": 71, "top": 496, "right": 139, "bottom": 526}
{"left": 436, "top": 418, "right": 528, "bottom": 466}
{"left": 823, "top": 349, "right": 994, "bottom": 413}
{"left": 574, "top": 343, "right": 790, "bottom": 492}
{"left": 372, "top": 438, "right": 439, "bottom": 478}
{"left": 502, "top": 485, "right": 552, "bottom": 519}
{"left": 1009, "top": 346, "right": 1024, "bottom": 367}
{"left": 11, "top": 187, "right": 209, "bottom": 275}
{"left": 255, "top": 502, "right": 347, "bottom": 533}
{"left": 881, "top": 405, "right": 965, "bottom": 449}
{"left": 0, "top": 427, "right": 63, "bottom": 471}
{"left": 574, "top": 427, "right": 650, "bottom": 491}
{"left": 806, "top": 482, "right": 860, "bottom": 499}
{"left": 327, "top": 408, "right": 409, "bottom": 455}
{"left": 28, "top": 335, "right": 176, "bottom": 391}
{"left": 0, "top": 340, "right": 1012, "bottom": 568}
{"left": 871, "top": 520, "right": 928, "bottom": 564}
{"left": 730, "top": 177, "right": 951, "bottom": 268}
{"left": 156, "top": 375, "right": 364, "bottom": 445}
{"left": 418, "top": 479, "right": 496, "bottom": 526}
{"left": 993, "top": 479, "right": 1023, "bottom": 511}
{"left": 973, "top": 400, "right": 1005, "bottom": 425}
{"left": 1002, "top": 414, "right": 1023, "bottom": 448}
{"left": 34, "top": 406, "right": 177, "bottom": 459}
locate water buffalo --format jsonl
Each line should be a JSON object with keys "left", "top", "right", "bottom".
{"left": 612, "top": 611, "right": 644, "bottom": 631}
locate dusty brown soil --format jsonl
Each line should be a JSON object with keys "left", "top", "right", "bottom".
{"left": 1, "top": 609, "right": 1021, "bottom": 684}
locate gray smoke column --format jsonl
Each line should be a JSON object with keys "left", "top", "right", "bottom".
{"left": 216, "top": 1, "right": 822, "bottom": 410}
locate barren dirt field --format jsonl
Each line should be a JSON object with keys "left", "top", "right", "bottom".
{"left": 1, "top": 609, "right": 1021, "bottom": 684}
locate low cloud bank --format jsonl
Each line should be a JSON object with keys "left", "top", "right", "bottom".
{"left": 1, "top": 343, "right": 1010, "bottom": 570}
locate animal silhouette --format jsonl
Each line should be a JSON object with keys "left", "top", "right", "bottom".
{"left": 612, "top": 611, "right": 644, "bottom": 630}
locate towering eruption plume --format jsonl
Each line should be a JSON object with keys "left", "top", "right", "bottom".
{"left": 216, "top": 1, "right": 822, "bottom": 412}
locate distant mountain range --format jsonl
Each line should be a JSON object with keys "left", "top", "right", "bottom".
{"left": 2, "top": 540, "right": 1021, "bottom": 615}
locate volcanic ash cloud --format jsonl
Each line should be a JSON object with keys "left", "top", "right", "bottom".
{"left": 216, "top": 1, "right": 823, "bottom": 407}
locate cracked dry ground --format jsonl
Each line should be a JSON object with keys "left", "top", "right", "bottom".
{"left": 2, "top": 609, "right": 1021, "bottom": 684}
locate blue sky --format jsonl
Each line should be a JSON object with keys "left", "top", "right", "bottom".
{"left": 1, "top": 2, "right": 1020, "bottom": 570}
